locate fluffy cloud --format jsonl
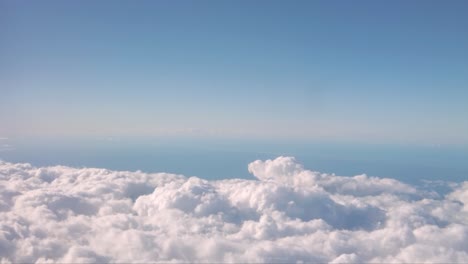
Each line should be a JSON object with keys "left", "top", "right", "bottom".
{"left": 0, "top": 157, "right": 467, "bottom": 263}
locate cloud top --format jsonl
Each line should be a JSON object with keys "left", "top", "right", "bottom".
{"left": 0, "top": 157, "right": 467, "bottom": 263}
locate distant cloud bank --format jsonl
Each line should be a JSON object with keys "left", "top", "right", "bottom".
{"left": 0, "top": 157, "right": 467, "bottom": 263}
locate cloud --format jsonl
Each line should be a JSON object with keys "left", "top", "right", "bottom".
{"left": 0, "top": 157, "right": 467, "bottom": 263}
{"left": 0, "top": 144, "right": 15, "bottom": 152}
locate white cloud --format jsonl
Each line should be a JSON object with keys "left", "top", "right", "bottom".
{"left": 0, "top": 143, "right": 14, "bottom": 152}
{"left": 0, "top": 157, "right": 467, "bottom": 263}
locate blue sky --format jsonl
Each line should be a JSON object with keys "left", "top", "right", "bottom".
{"left": 1, "top": 0, "right": 468, "bottom": 144}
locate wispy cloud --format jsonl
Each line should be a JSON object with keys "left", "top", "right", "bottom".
{"left": 0, "top": 144, "right": 14, "bottom": 152}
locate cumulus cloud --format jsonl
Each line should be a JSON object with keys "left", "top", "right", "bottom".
{"left": 0, "top": 156, "right": 467, "bottom": 263}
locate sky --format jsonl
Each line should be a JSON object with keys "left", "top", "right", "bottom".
{"left": 1, "top": 0, "right": 468, "bottom": 145}
{"left": 1, "top": 3, "right": 468, "bottom": 262}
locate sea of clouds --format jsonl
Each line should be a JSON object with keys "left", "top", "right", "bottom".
{"left": 0, "top": 156, "right": 467, "bottom": 263}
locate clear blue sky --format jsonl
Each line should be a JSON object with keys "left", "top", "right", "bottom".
{"left": 1, "top": 0, "right": 467, "bottom": 145}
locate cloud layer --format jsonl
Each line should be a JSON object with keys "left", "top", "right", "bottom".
{"left": 0, "top": 157, "right": 467, "bottom": 263}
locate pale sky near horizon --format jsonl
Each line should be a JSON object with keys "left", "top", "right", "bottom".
{"left": 1, "top": 0, "right": 468, "bottom": 145}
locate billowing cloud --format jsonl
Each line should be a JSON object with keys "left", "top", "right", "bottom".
{"left": 0, "top": 157, "right": 467, "bottom": 263}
